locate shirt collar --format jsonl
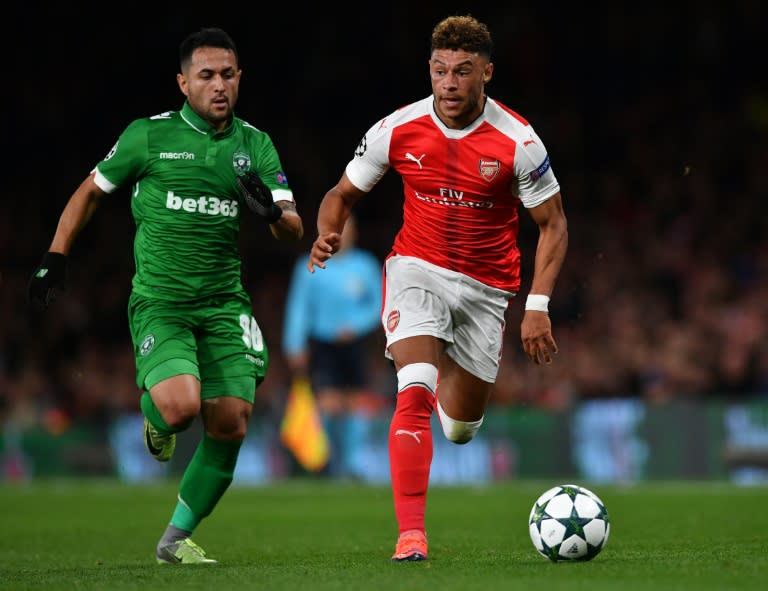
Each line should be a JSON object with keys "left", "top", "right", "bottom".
{"left": 179, "top": 101, "right": 236, "bottom": 138}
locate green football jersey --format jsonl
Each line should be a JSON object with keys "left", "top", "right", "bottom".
{"left": 93, "top": 101, "right": 293, "bottom": 301}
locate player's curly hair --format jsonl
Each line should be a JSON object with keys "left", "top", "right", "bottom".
{"left": 430, "top": 15, "right": 493, "bottom": 59}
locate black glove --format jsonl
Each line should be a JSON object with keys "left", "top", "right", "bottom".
{"left": 28, "top": 252, "right": 68, "bottom": 310}
{"left": 236, "top": 171, "right": 283, "bottom": 223}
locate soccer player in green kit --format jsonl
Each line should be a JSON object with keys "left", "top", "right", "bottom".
{"left": 28, "top": 28, "right": 304, "bottom": 564}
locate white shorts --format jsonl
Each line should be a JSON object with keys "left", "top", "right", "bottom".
{"left": 382, "top": 255, "right": 515, "bottom": 383}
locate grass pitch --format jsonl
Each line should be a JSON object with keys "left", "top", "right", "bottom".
{"left": 0, "top": 479, "right": 765, "bottom": 590}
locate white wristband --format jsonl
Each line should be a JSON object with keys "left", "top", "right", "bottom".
{"left": 525, "top": 294, "right": 550, "bottom": 312}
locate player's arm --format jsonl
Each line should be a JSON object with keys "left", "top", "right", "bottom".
{"left": 521, "top": 191, "right": 568, "bottom": 365}
{"left": 270, "top": 200, "right": 303, "bottom": 241}
{"left": 236, "top": 171, "right": 303, "bottom": 240}
{"left": 28, "top": 173, "right": 107, "bottom": 309}
{"left": 49, "top": 173, "right": 107, "bottom": 254}
{"left": 308, "top": 172, "right": 366, "bottom": 273}
{"left": 238, "top": 132, "right": 304, "bottom": 241}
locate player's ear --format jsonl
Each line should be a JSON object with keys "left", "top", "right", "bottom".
{"left": 483, "top": 62, "right": 494, "bottom": 85}
{"left": 177, "top": 72, "right": 189, "bottom": 97}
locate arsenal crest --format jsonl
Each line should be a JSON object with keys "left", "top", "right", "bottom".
{"left": 387, "top": 309, "right": 400, "bottom": 333}
{"left": 479, "top": 158, "right": 500, "bottom": 182}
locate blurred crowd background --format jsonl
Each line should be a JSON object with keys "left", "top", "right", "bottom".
{"left": 1, "top": 2, "right": 766, "bottom": 474}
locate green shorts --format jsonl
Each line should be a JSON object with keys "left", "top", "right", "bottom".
{"left": 127, "top": 290, "right": 268, "bottom": 402}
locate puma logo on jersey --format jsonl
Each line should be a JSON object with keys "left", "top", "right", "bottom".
{"left": 523, "top": 139, "right": 536, "bottom": 147}
{"left": 405, "top": 153, "right": 426, "bottom": 169}
{"left": 395, "top": 429, "right": 423, "bottom": 443}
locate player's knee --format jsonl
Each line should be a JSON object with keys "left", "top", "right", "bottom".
{"left": 158, "top": 399, "right": 199, "bottom": 429}
{"left": 396, "top": 363, "right": 438, "bottom": 395}
{"left": 202, "top": 398, "right": 251, "bottom": 441}
{"left": 436, "top": 401, "right": 484, "bottom": 444}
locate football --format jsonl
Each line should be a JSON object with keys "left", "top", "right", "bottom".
{"left": 528, "top": 483, "right": 610, "bottom": 562}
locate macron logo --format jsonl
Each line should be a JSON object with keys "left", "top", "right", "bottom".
{"left": 395, "top": 429, "right": 422, "bottom": 443}
{"left": 160, "top": 152, "right": 195, "bottom": 160}
{"left": 405, "top": 153, "right": 426, "bottom": 169}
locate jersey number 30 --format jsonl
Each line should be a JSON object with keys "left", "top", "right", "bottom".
{"left": 240, "top": 314, "right": 264, "bottom": 352}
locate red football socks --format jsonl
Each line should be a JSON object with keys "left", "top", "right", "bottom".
{"left": 388, "top": 384, "right": 435, "bottom": 533}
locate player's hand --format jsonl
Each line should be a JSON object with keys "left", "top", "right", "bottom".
{"left": 28, "top": 252, "right": 68, "bottom": 310}
{"left": 521, "top": 310, "right": 558, "bottom": 365}
{"left": 236, "top": 171, "right": 283, "bottom": 223}
{"left": 307, "top": 232, "right": 342, "bottom": 273}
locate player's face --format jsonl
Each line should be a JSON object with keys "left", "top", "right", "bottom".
{"left": 177, "top": 47, "right": 241, "bottom": 131}
{"left": 429, "top": 49, "right": 493, "bottom": 130}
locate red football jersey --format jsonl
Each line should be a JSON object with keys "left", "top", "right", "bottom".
{"left": 345, "top": 96, "right": 560, "bottom": 292}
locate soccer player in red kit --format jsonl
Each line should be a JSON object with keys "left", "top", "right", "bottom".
{"left": 308, "top": 15, "right": 568, "bottom": 561}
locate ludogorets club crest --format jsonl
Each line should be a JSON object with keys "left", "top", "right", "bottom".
{"left": 232, "top": 152, "right": 252, "bottom": 175}
{"left": 139, "top": 334, "right": 155, "bottom": 356}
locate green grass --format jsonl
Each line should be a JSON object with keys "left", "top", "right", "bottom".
{"left": 0, "top": 480, "right": 766, "bottom": 590}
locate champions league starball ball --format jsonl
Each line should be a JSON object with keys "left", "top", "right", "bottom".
{"left": 528, "top": 484, "right": 610, "bottom": 562}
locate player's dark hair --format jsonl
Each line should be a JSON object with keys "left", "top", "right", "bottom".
{"left": 431, "top": 15, "right": 492, "bottom": 59}
{"left": 179, "top": 27, "right": 239, "bottom": 70}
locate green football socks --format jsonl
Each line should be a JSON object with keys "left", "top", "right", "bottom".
{"left": 172, "top": 434, "right": 243, "bottom": 530}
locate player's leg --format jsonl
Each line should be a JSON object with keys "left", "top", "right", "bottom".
{"left": 155, "top": 293, "right": 265, "bottom": 565}
{"left": 434, "top": 356, "right": 494, "bottom": 443}
{"left": 388, "top": 335, "right": 442, "bottom": 562}
{"left": 139, "top": 369, "right": 217, "bottom": 564}
{"left": 341, "top": 396, "right": 369, "bottom": 479}
{"left": 144, "top": 365, "right": 212, "bottom": 564}
{"left": 389, "top": 305, "right": 497, "bottom": 562}
{"left": 142, "top": 372, "right": 201, "bottom": 461}
{"left": 130, "top": 294, "right": 202, "bottom": 462}
{"left": 434, "top": 269, "right": 510, "bottom": 444}
{"left": 154, "top": 393, "right": 253, "bottom": 565}
{"left": 155, "top": 394, "right": 253, "bottom": 564}
{"left": 381, "top": 256, "right": 454, "bottom": 562}
{"left": 318, "top": 388, "right": 347, "bottom": 477}
{"left": 314, "top": 337, "right": 371, "bottom": 479}
{"left": 313, "top": 382, "right": 345, "bottom": 477}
